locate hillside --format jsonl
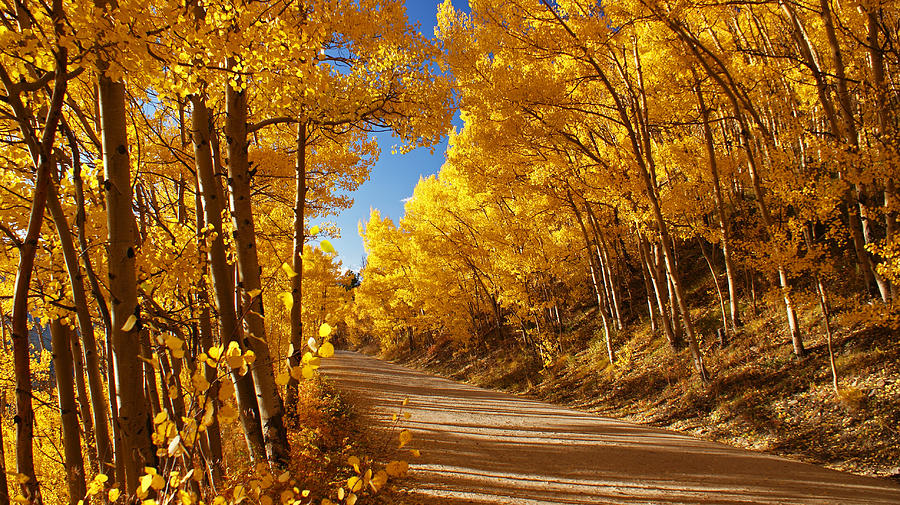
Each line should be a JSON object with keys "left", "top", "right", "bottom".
{"left": 378, "top": 292, "right": 900, "bottom": 480}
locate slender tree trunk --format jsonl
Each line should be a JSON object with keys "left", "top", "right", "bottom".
{"left": 540, "top": 7, "right": 707, "bottom": 378}
{"left": 286, "top": 120, "right": 308, "bottom": 412}
{"left": 140, "top": 331, "right": 161, "bottom": 420}
{"left": 9, "top": 98, "right": 52, "bottom": 505}
{"left": 698, "top": 238, "right": 728, "bottom": 339}
{"left": 197, "top": 299, "right": 224, "bottom": 485}
{"left": 224, "top": 61, "right": 290, "bottom": 465}
{"left": 570, "top": 197, "right": 614, "bottom": 364}
{"left": 0, "top": 316, "right": 11, "bottom": 505}
{"left": 637, "top": 230, "right": 678, "bottom": 349}
{"left": 46, "top": 183, "right": 112, "bottom": 470}
{"left": 866, "top": 7, "right": 896, "bottom": 301}
{"left": 660, "top": 9, "right": 803, "bottom": 355}
{"left": 99, "top": 70, "right": 154, "bottom": 490}
{"left": 68, "top": 321, "right": 94, "bottom": 466}
{"left": 3, "top": 3, "right": 68, "bottom": 500}
{"left": 50, "top": 320, "right": 87, "bottom": 505}
{"left": 190, "top": 93, "right": 266, "bottom": 461}
{"left": 192, "top": 176, "right": 224, "bottom": 486}
{"left": 637, "top": 238, "right": 658, "bottom": 333}
{"left": 695, "top": 79, "right": 741, "bottom": 332}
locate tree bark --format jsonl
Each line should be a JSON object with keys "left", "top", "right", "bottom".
{"left": 190, "top": 93, "right": 266, "bottom": 461}
{"left": 286, "top": 119, "right": 308, "bottom": 412}
{"left": 224, "top": 63, "right": 291, "bottom": 465}
{"left": 569, "top": 195, "right": 614, "bottom": 364}
{"left": 50, "top": 320, "right": 87, "bottom": 505}
{"left": 46, "top": 183, "right": 113, "bottom": 471}
{"left": 0, "top": 316, "right": 11, "bottom": 505}
{"left": 99, "top": 71, "right": 154, "bottom": 490}
{"left": 656, "top": 7, "right": 804, "bottom": 355}
{"left": 695, "top": 79, "right": 741, "bottom": 333}
{"left": 637, "top": 230, "right": 678, "bottom": 349}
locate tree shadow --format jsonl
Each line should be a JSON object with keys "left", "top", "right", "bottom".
{"left": 323, "top": 351, "right": 900, "bottom": 505}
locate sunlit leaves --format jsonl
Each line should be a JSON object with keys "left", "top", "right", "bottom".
{"left": 385, "top": 460, "right": 408, "bottom": 478}
{"left": 318, "top": 341, "right": 335, "bottom": 358}
{"left": 281, "top": 262, "right": 298, "bottom": 278}
{"left": 121, "top": 314, "right": 137, "bottom": 331}
{"left": 277, "top": 291, "right": 294, "bottom": 311}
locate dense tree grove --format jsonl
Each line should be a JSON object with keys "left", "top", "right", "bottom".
{"left": 4, "top": 0, "right": 900, "bottom": 502}
{"left": 0, "top": 0, "right": 450, "bottom": 503}
{"left": 351, "top": 0, "right": 900, "bottom": 383}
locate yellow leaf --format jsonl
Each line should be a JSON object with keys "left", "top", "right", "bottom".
{"left": 121, "top": 314, "right": 137, "bottom": 332}
{"left": 218, "top": 405, "right": 237, "bottom": 421}
{"left": 318, "top": 323, "right": 332, "bottom": 338}
{"left": 403, "top": 412, "right": 411, "bottom": 420}
{"left": 410, "top": 449, "right": 421, "bottom": 457}
{"left": 139, "top": 474, "right": 153, "bottom": 494}
{"left": 337, "top": 488, "right": 345, "bottom": 501}
{"left": 320, "top": 240, "right": 336, "bottom": 254}
{"left": 218, "top": 380, "right": 234, "bottom": 402}
{"left": 347, "top": 455, "right": 360, "bottom": 473}
{"left": 369, "top": 470, "right": 388, "bottom": 492}
{"left": 259, "top": 496, "right": 272, "bottom": 505}
{"left": 347, "top": 476, "right": 362, "bottom": 493}
{"left": 301, "top": 490, "right": 310, "bottom": 497}
{"left": 281, "top": 262, "right": 298, "bottom": 278}
{"left": 402, "top": 398, "right": 409, "bottom": 406}
{"left": 108, "top": 488, "right": 120, "bottom": 501}
{"left": 290, "top": 366, "right": 303, "bottom": 381}
{"left": 399, "top": 429, "right": 412, "bottom": 448}
{"left": 165, "top": 334, "right": 183, "bottom": 350}
{"left": 276, "top": 371, "right": 290, "bottom": 386}
{"left": 153, "top": 412, "right": 168, "bottom": 424}
{"left": 302, "top": 365, "right": 315, "bottom": 379}
{"left": 243, "top": 350, "right": 256, "bottom": 364}
{"left": 318, "top": 342, "right": 335, "bottom": 358}
{"left": 309, "top": 225, "right": 320, "bottom": 235}
{"left": 246, "top": 289, "right": 262, "bottom": 298}
{"left": 385, "top": 460, "right": 408, "bottom": 478}
{"left": 226, "top": 344, "right": 244, "bottom": 370}
{"left": 346, "top": 493, "right": 357, "bottom": 505}
{"left": 277, "top": 471, "right": 290, "bottom": 483}
{"left": 277, "top": 292, "right": 294, "bottom": 311}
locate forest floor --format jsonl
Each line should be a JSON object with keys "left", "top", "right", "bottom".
{"left": 382, "top": 302, "right": 900, "bottom": 481}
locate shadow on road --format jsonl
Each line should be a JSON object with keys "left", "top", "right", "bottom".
{"left": 323, "top": 351, "right": 900, "bottom": 505}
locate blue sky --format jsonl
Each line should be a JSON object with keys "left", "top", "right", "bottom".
{"left": 328, "top": 0, "right": 464, "bottom": 271}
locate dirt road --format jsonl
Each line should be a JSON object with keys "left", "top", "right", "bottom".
{"left": 322, "top": 351, "right": 900, "bottom": 504}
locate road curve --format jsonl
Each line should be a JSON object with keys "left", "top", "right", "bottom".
{"left": 322, "top": 350, "right": 900, "bottom": 505}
